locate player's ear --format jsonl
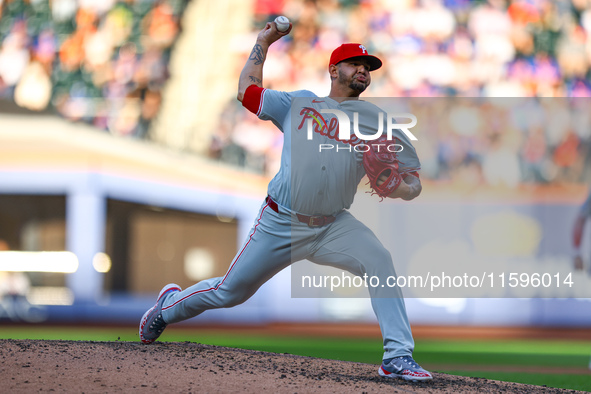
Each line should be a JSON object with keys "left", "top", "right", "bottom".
{"left": 329, "top": 64, "right": 339, "bottom": 80}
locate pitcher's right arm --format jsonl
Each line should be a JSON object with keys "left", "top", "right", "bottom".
{"left": 237, "top": 21, "right": 291, "bottom": 102}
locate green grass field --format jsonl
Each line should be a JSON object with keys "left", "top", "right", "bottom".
{"left": 0, "top": 325, "right": 589, "bottom": 392}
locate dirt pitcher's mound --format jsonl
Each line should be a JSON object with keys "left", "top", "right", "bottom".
{"left": 0, "top": 339, "right": 580, "bottom": 393}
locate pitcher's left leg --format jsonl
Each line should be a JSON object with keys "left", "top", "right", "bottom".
{"left": 308, "top": 213, "right": 432, "bottom": 381}
{"left": 308, "top": 211, "right": 414, "bottom": 358}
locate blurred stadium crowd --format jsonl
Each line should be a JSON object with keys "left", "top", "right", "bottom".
{"left": 211, "top": 0, "right": 591, "bottom": 184}
{"left": 1, "top": 0, "right": 590, "bottom": 185}
{"left": 0, "top": 0, "right": 185, "bottom": 136}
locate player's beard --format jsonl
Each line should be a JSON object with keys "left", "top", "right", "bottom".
{"left": 349, "top": 79, "right": 367, "bottom": 93}
{"left": 338, "top": 70, "right": 368, "bottom": 94}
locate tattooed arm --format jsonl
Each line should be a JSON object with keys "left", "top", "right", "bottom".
{"left": 237, "top": 21, "right": 291, "bottom": 102}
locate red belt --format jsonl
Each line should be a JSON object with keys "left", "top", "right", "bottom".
{"left": 266, "top": 196, "right": 336, "bottom": 228}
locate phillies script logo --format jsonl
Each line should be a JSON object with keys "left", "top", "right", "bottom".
{"left": 298, "top": 107, "right": 417, "bottom": 152}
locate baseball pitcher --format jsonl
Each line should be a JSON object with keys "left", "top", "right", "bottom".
{"left": 573, "top": 189, "right": 591, "bottom": 273}
{"left": 140, "top": 20, "right": 432, "bottom": 382}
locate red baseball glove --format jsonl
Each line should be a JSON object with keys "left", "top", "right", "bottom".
{"left": 363, "top": 136, "right": 403, "bottom": 199}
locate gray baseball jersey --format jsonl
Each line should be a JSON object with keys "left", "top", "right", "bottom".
{"left": 259, "top": 90, "right": 420, "bottom": 215}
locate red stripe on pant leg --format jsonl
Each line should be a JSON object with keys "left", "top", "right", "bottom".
{"left": 163, "top": 202, "right": 272, "bottom": 311}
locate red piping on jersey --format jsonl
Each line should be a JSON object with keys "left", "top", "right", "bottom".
{"left": 242, "top": 84, "right": 266, "bottom": 116}
{"left": 162, "top": 201, "right": 271, "bottom": 312}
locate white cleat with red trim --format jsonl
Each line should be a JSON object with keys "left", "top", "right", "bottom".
{"left": 378, "top": 356, "right": 433, "bottom": 382}
{"left": 139, "top": 283, "right": 181, "bottom": 344}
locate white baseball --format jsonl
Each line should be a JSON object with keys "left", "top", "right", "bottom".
{"left": 274, "top": 16, "right": 290, "bottom": 32}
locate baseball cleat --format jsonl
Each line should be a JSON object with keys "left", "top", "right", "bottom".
{"left": 139, "top": 283, "right": 181, "bottom": 344}
{"left": 378, "top": 356, "right": 433, "bottom": 382}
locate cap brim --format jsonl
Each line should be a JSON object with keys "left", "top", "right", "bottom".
{"left": 365, "top": 55, "right": 382, "bottom": 71}
{"left": 335, "top": 55, "right": 383, "bottom": 71}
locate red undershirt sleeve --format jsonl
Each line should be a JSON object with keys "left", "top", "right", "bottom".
{"left": 242, "top": 84, "right": 266, "bottom": 116}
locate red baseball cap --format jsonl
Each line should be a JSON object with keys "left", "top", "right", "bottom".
{"left": 329, "top": 43, "right": 382, "bottom": 71}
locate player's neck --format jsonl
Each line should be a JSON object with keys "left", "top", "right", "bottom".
{"left": 328, "top": 90, "right": 361, "bottom": 103}
{"left": 328, "top": 82, "right": 363, "bottom": 102}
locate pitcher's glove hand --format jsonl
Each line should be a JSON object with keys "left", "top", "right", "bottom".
{"left": 363, "top": 136, "right": 403, "bottom": 199}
